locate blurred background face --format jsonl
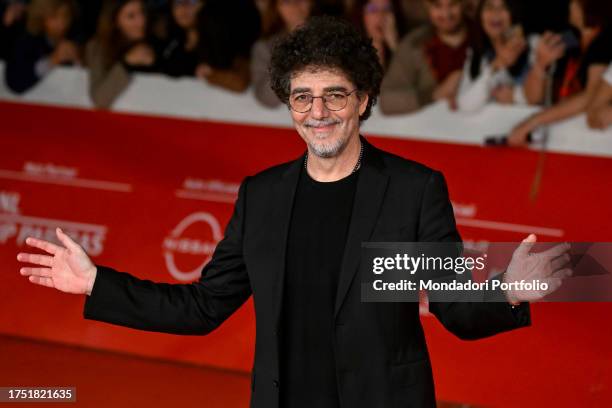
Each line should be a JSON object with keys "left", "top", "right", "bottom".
{"left": 44, "top": 4, "right": 72, "bottom": 39}
{"left": 172, "top": 0, "right": 202, "bottom": 29}
{"left": 480, "top": 0, "right": 512, "bottom": 40}
{"left": 278, "top": 0, "right": 311, "bottom": 31}
{"left": 569, "top": 0, "right": 584, "bottom": 29}
{"left": 426, "top": 0, "right": 464, "bottom": 35}
{"left": 117, "top": 0, "right": 146, "bottom": 41}
{"left": 362, "top": 0, "right": 392, "bottom": 39}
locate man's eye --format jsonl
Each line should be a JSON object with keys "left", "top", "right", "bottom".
{"left": 294, "top": 95, "right": 311, "bottom": 102}
{"left": 327, "top": 93, "right": 346, "bottom": 100}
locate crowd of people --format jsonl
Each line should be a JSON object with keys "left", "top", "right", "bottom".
{"left": 1, "top": 0, "right": 611, "bottom": 144}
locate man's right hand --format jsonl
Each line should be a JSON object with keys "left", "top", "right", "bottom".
{"left": 17, "top": 228, "right": 97, "bottom": 295}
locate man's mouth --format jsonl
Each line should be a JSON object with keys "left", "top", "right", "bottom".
{"left": 305, "top": 120, "right": 340, "bottom": 134}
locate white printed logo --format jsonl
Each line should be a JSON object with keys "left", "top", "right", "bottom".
{"left": 163, "top": 212, "right": 222, "bottom": 282}
{"left": 0, "top": 191, "right": 107, "bottom": 255}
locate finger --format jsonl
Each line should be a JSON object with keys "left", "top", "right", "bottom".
{"left": 550, "top": 253, "right": 571, "bottom": 271}
{"left": 56, "top": 227, "right": 81, "bottom": 252}
{"left": 550, "top": 36, "right": 563, "bottom": 47}
{"left": 540, "top": 242, "right": 571, "bottom": 259}
{"left": 25, "top": 237, "right": 60, "bottom": 255}
{"left": 16, "top": 252, "right": 53, "bottom": 267}
{"left": 551, "top": 268, "right": 573, "bottom": 280}
{"left": 20, "top": 267, "right": 52, "bottom": 278}
{"left": 541, "top": 277, "right": 564, "bottom": 295}
{"left": 549, "top": 34, "right": 562, "bottom": 45}
{"left": 28, "top": 275, "right": 55, "bottom": 288}
{"left": 515, "top": 234, "right": 537, "bottom": 258}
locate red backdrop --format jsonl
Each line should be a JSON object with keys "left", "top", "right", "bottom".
{"left": 0, "top": 101, "right": 610, "bottom": 406}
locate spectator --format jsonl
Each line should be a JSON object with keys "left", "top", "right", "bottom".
{"left": 1, "top": 0, "right": 27, "bottom": 61}
{"left": 508, "top": 0, "right": 612, "bottom": 146}
{"left": 251, "top": 0, "right": 312, "bottom": 107}
{"left": 397, "top": 0, "right": 428, "bottom": 30}
{"left": 5, "top": 0, "right": 80, "bottom": 94}
{"left": 456, "top": 0, "right": 535, "bottom": 112}
{"left": 154, "top": 0, "right": 202, "bottom": 77}
{"left": 85, "top": 0, "right": 156, "bottom": 109}
{"left": 194, "top": 0, "right": 260, "bottom": 92}
{"left": 586, "top": 62, "right": 612, "bottom": 130}
{"left": 380, "top": 0, "right": 471, "bottom": 115}
{"left": 349, "top": 0, "right": 406, "bottom": 69}
{"left": 71, "top": 0, "right": 104, "bottom": 44}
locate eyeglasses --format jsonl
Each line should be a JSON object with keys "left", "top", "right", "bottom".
{"left": 289, "top": 89, "right": 359, "bottom": 113}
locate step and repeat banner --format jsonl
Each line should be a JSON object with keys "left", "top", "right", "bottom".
{"left": 1, "top": 101, "right": 611, "bottom": 406}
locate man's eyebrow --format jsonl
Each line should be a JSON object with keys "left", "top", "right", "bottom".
{"left": 323, "top": 86, "right": 350, "bottom": 92}
{"left": 290, "top": 85, "right": 350, "bottom": 94}
{"left": 291, "top": 87, "right": 311, "bottom": 95}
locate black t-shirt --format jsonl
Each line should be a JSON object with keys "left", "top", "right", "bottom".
{"left": 280, "top": 165, "right": 359, "bottom": 408}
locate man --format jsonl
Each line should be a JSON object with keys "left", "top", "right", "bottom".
{"left": 380, "top": 0, "right": 470, "bottom": 114}
{"left": 17, "top": 16, "right": 572, "bottom": 408}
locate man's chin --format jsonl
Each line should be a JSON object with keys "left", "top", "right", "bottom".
{"left": 308, "top": 138, "right": 348, "bottom": 158}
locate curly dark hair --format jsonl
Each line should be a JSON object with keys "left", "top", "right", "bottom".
{"left": 269, "top": 15, "right": 383, "bottom": 121}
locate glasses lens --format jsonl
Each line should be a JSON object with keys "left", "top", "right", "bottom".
{"left": 291, "top": 94, "right": 312, "bottom": 112}
{"left": 324, "top": 93, "right": 348, "bottom": 111}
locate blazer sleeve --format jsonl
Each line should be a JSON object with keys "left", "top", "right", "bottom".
{"left": 85, "top": 40, "right": 132, "bottom": 109}
{"left": 251, "top": 39, "right": 282, "bottom": 108}
{"left": 418, "top": 170, "right": 531, "bottom": 340}
{"left": 379, "top": 37, "right": 435, "bottom": 115}
{"left": 83, "top": 177, "right": 253, "bottom": 335}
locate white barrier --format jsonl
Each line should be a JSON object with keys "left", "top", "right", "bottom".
{"left": 1, "top": 61, "right": 611, "bottom": 158}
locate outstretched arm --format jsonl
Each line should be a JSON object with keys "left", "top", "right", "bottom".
{"left": 508, "top": 64, "right": 608, "bottom": 146}
{"left": 418, "top": 171, "right": 570, "bottom": 340}
{"left": 17, "top": 178, "right": 253, "bottom": 335}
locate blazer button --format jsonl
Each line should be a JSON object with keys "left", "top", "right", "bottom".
{"left": 273, "top": 380, "right": 280, "bottom": 388}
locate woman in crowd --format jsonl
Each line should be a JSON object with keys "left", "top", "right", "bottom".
{"left": 586, "top": 63, "right": 612, "bottom": 130}
{"left": 251, "top": 0, "right": 312, "bottom": 107}
{"left": 154, "top": 0, "right": 202, "bottom": 77}
{"left": 349, "top": 0, "right": 405, "bottom": 69}
{"left": 380, "top": 0, "right": 471, "bottom": 115}
{"left": 85, "top": 0, "right": 156, "bottom": 109}
{"left": 456, "top": 0, "right": 565, "bottom": 112}
{"left": 194, "top": 0, "right": 260, "bottom": 92}
{"left": 508, "top": 0, "right": 612, "bottom": 145}
{"left": 5, "top": 0, "right": 79, "bottom": 93}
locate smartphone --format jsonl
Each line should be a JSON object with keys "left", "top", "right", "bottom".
{"left": 560, "top": 30, "right": 580, "bottom": 51}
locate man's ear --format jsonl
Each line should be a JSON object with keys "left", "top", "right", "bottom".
{"left": 358, "top": 93, "right": 369, "bottom": 116}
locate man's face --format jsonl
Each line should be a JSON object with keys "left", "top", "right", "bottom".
{"left": 288, "top": 67, "right": 368, "bottom": 158}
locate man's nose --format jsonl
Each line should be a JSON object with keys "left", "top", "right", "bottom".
{"left": 310, "top": 97, "right": 329, "bottom": 119}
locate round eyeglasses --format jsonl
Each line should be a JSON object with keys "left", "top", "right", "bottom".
{"left": 288, "top": 89, "right": 359, "bottom": 113}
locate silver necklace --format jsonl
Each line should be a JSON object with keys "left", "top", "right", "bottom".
{"left": 304, "top": 142, "right": 364, "bottom": 174}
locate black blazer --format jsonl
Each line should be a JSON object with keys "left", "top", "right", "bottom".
{"left": 84, "top": 137, "right": 530, "bottom": 408}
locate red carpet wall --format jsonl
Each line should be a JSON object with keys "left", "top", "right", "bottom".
{"left": 1, "top": 101, "right": 610, "bottom": 406}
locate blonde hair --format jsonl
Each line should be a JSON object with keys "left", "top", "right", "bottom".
{"left": 26, "top": 0, "right": 76, "bottom": 36}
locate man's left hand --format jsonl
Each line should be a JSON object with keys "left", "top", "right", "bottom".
{"left": 504, "top": 234, "right": 573, "bottom": 304}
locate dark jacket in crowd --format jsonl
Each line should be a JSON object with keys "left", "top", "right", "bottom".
{"left": 5, "top": 31, "right": 54, "bottom": 93}
{"left": 154, "top": 24, "right": 198, "bottom": 78}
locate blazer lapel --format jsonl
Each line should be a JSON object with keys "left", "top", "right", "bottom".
{"left": 334, "top": 139, "right": 389, "bottom": 318}
{"left": 271, "top": 155, "right": 303, "bottom": 330}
